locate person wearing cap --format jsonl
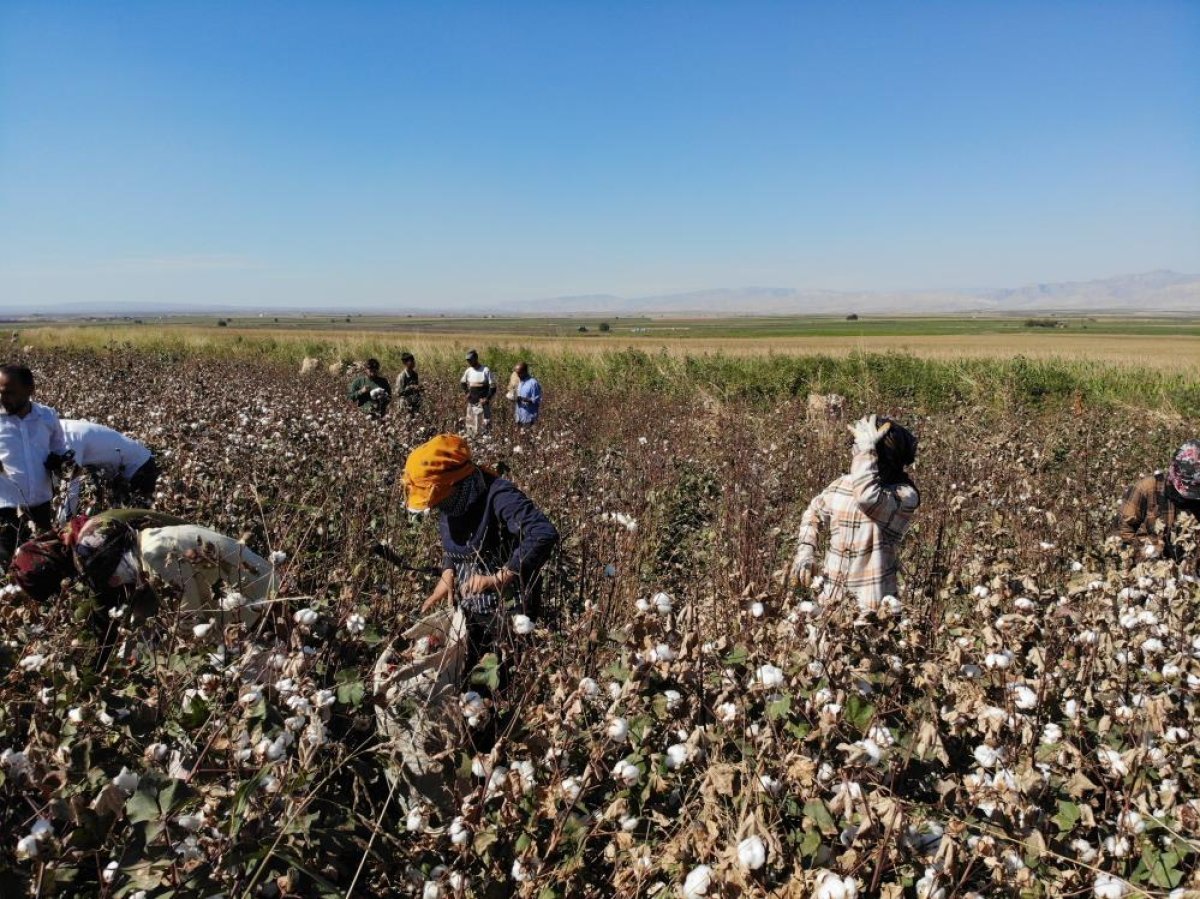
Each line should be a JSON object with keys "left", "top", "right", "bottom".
{"left": 58, "top": 418, "right": 159, "bottom": 518}
{"left": 459, "top": 350, "right": 496, "bottom": 436}
{"left": 1117, "top": 440, "right": 1200, "bottom": 561}
{"left": 0, "top": 364, "right": 71, "bottom": 567}
{"left": 348, "top": 358, "right": 392, "bottom": 418}
{"left": 396, "top": 353, "right": 423, "bottom": 415}
{"left": 402, "top": 434, "right": 558, "bottom": 661}
{"left": 790, "top": 414, "right": 921, "bottom": 605}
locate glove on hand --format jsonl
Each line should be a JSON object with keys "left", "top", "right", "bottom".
{"left": 849, "top": 414, "right": 891, "bottom": 454}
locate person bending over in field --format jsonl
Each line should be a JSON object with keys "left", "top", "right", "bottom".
{"left": 790, "top": 414, "right": 920, "bottom": 605}
{"left": 9, "top": 508, "right": 276, "bottom": 628}
{"left": 1117, "top": 439, "right": 1200, "bottom": 562}
{"left": 58, "top": 418, "right": 160, "bottom": 520}
{"left": 348, "top": 358, "right": 392, "bottom": 418}
{"left": 403, "top": 434, "right": 558, "bottom": 669}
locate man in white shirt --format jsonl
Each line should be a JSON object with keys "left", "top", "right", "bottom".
{"left": 0, "top": 365, "right": 70, "bottom": 565}
{"left": 59, "top": 419, "right": 159, "bottom": 517}
{"left": 459, "top": 349, "right": 496, "bottom": 437}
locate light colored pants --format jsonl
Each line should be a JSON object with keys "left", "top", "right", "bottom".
{"left": 465, "top": 402, "right": 491, "bottom": 436}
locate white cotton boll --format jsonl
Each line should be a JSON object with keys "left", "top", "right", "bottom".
{"left": 620, "top": 814, "right": 640, "bottom": 831}
{"left": 30, "top": 818, "right": 52, "bottom": 839}
{"left": 798, "top": 600, "right": 817, "bottom": 615}
{"left": 960, "top": 664, "right": 983, "bottom": 678}
{"left": 984, "top": 651, "right": 1012, "bottom": 670}
{"left": 112, "top": 767, "right": 139, "bottom": 795}
{"left": 16, "top": 834, "right": 40, "bottom": 858}
{"left": 1093, "top": 874, "right": 1128, "bottom": 899}
{"left": 97, "top": 708, "right": 115, "bottom": 727}
{"left": 880, "top": 595, "right": 902, "bottom": 618}
{"left": 613, "top": 759, "right": 640, "bottom": 786}
{"left": 737, "top": 834, "right": 766, "bottom": 871}
{"left": 1141, "top": 638, "right": 1164, "bottom": 654}
{"left": 1076, "top": 630, "right": 1098, "bottom": 645}
{"left": 239, "top": 690, "right": 262, "bottom": 706}
{"left": 651, "top": 643, "right": 677, "bottom": 663}
{"left": 682, "top": 865, "right": 712, "bottom": 898}
{"left": 313, "top": 689, "right": 335, "bottom": 708}
{"left": 560, "top": 776, "right": 581, "bottom": 800}
{"left": 758, "top": 773, "right": 782, "bottom": 795}
{"left": 448, "top": 817, "right": 469, "bottom": 845}
{"left": 1163, "top": 726, "right": 1189, "bottom": 744}
{"left": 219, "top": 591, "right": 247, "bottom": 611}
{"left": 406, "top": 806, "right": 427, "bottom": 833}
{"left": 346, "top": 614, "right": 366, "bottom": 635}
{"left": 1072, "top": 838, "right": 1098, "bottom": 863}
{"left": 1119, "top": 810, "right": 1145, "bottom": 834}
{"left": 750, "top": 601, "right": 765, "bottom": 618}
{"left": 973, "top": 745, "right": 1001, "bottom": 768}
{"left": 1065, "top": 699, "right": 1080, "bottom": 720}
{"left": 1103, "top": 835, "right": 1131, "bottom": 858}
{"left": 145, "top": 742, "right": 169, "bottom": 763}
{"left": 293, "top": 608, "right": 318, "bottom": 627}
{"left": 1013, "top": 597, "right": 1036, "bottom": 612}
{"left": 635, "top": 598, "right": 651, "bottom": 613}
{"left": 813, "top": 870, "right": 860, "bottom": 899}
{"left": 606, "top": 717, "right": 629, "bottom": 741}
{"left": 192, "top": 619, "right": 215, "bottom": 639}
{"left": 663, "top": 690, "right": 682, "bottom": 710}
{"left": 756, "top": 664, "right": 785, "bottom": 688}
{"left": 652, "top": 592, "right": 673, "bottom": 614}
{"left": 511, "top": 614, "right": 534, "bottom": 635}
{"left": 486, "top": 766, "right": 509, "bottom": 796}
{"left": 608, "top": 681, "right": 623, "bottom": 700}
{"left": 1041, "top": 723, "right": 1063, "bottom": 744}
{"left": 68, "top": 706, "right": 85, "bottom": 724}
{"left": 269, "top": 550, "right": 288, "bottom": 565}
{"left": 717, "top": 702, "right": 737, "bottom": 723}
{"left": 18, "top": 653, "right": 46, "bottom": 672}
{"left": 665, "top": 743, "right": 691, "bottom": 770}
{"left": 175, "top": 813, "right": 203, "bottom": 832}
{"left": 971, "top": 585, "right": 990, "bottom": 599}
{"left": 1162, "top": 662, "right": 1181, "bottom": 680}
{"left": 1011, "top": 685, "right": 1038, "bottom": 710}
{"left": 578, "top": 677, "right": 599, "bottom": 696}
{"left": 1138, "top": 610, "right": 1159, "bottom": 626}
{"left": 1098, "top": 748, "right": 1128, "bottom": 777}
{"left": 1071, "top": 560, "right": 1084, "bottom": 572}
{"left": 422, "top": 882, "right": 441, "bottom": 899}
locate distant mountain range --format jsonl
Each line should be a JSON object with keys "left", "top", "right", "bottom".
{"left": 516, "top": 270, "right": 1199, "bottom": 316}
{"left": 7, "top": 270, "right": 1198, "bottom": 318}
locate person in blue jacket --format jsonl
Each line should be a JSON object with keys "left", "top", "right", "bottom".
{"left": 402, "top": 434, "right": 558, "bottom": 661}
{"left": 511, "top": 362, "right": 542, "bottom": 428}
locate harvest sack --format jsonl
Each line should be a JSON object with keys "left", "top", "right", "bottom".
{"left": 374, "top": 607, "right": 468, "bottom": 810}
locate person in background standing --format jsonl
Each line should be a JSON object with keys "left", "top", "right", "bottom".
{"left": 396, "top": 353, "right": 423, "bottom": 415}
{"left": 512, "top": 362, "right": 542, "bottom": 428}
{"left": 0, "top": 365, "right": 71, "bottom": 566}
{"left": 460, "top": 349, "right": 496, "bottom": 437}
{"left": 348, "top": 358, "right": 392, "bottom": 418}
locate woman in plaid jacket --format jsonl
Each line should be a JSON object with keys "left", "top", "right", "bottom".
{"left": 790, "top": 414, "right": 920, "bottom": 605}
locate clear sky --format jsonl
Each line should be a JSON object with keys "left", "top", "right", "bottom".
{"left": 2, "top": 1, "right": 1197, "bottom": 309}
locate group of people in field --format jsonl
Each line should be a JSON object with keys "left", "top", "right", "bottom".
{"left": 3, "top": 355, "right": 1198, "bottom": 697}
{"left": 346, "top": 350, "right": 543, "bottom": 436}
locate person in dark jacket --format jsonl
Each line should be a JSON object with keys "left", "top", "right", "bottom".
{"left": 1117, "top": 439, "right": 1200, "bottom": 561}
{"left": 402, "top": 434, "right": 558, "bottom": 663}
{"left": 348, "top": 358, "right": 392, "bottom": 418}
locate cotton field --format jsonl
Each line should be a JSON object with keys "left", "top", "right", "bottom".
{"left": 1, "top": 347, "right": 1197, "bottom": 898}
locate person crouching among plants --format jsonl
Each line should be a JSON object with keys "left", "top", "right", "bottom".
{"left": 402, "top": 434, "right": 558, "bottom": 669}
{"left": 790, "top": 414, "right": 920, "bottom": 606}
{"left": 1117, "top": 439, "right": 1200, "bottom": 563}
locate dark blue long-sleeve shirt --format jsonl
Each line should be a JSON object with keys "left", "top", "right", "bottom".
{"left": 438, "top": 474, "right": 558, "bottom": 591}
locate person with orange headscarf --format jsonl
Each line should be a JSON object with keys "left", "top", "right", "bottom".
{"left": 403, "top": 434, "right": 558, "bottom": 649}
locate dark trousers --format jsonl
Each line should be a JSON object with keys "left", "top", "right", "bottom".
{"left": 0, "top": 502, "right": 54, "bottom": 568}
{"left": 127, "top": 456, "right": 160, "bottom": 504}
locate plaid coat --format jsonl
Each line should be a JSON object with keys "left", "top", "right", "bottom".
{"left": 793, "top": 447, "right": 920, "bottom": 604}
{"left": 1117, "top": 473, "right": 1200, "bottom": 556}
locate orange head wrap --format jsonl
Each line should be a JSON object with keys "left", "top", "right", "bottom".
{"left": 402, "top": 434, "right": 477, "bottom": 512}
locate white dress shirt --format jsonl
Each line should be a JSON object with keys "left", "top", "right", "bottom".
{"left": 0, "top": 402, "right": 67, "bottom": 508}
{"left": 61, "top": 419, "right": 153, "bottom": 479}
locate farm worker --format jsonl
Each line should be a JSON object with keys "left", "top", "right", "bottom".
{"left": 460, "top": 349, "right": 496, "bottom": 437}
{"left": 0, "top": 364, "right": 71, "bottom": 567}
{"left": 790, "top": 414, "right": 920, "bottom": 604}
{"left": 511, "top": 362, "right": 543, "bottom": 428}
{"left": 402, "top": 434, "right": 558, "bottom": 664}
{"left": 396, "top": 352, "right": 423, "bottom": 415}
{"left": 9, "top": 508, "right": 276, "bottom": 627}
{"left": 58, "top": 419, "right": 159, "bottom": 519}
{"left": 348, "top": 358, "right": 392, "bottom": 418}
{"left": 1117, "top": 440, "right": 1200, "bottom": 561}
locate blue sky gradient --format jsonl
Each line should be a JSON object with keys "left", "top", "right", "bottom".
{"left": 2, "top": 1, "right": 1197, "bottom": 308}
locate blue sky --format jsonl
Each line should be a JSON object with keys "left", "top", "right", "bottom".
{"left": 2, "top": 1, "right": 1197, "bottom": 309}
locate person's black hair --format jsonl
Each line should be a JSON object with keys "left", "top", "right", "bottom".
{"left": 400, "top": 352, "right": 415, "bottom": 363}
{"left": 0, "top": 364, "right": 34, "bottom": 388}
{"left": 366, "top": 358, "right": 380, "bottom": 371}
